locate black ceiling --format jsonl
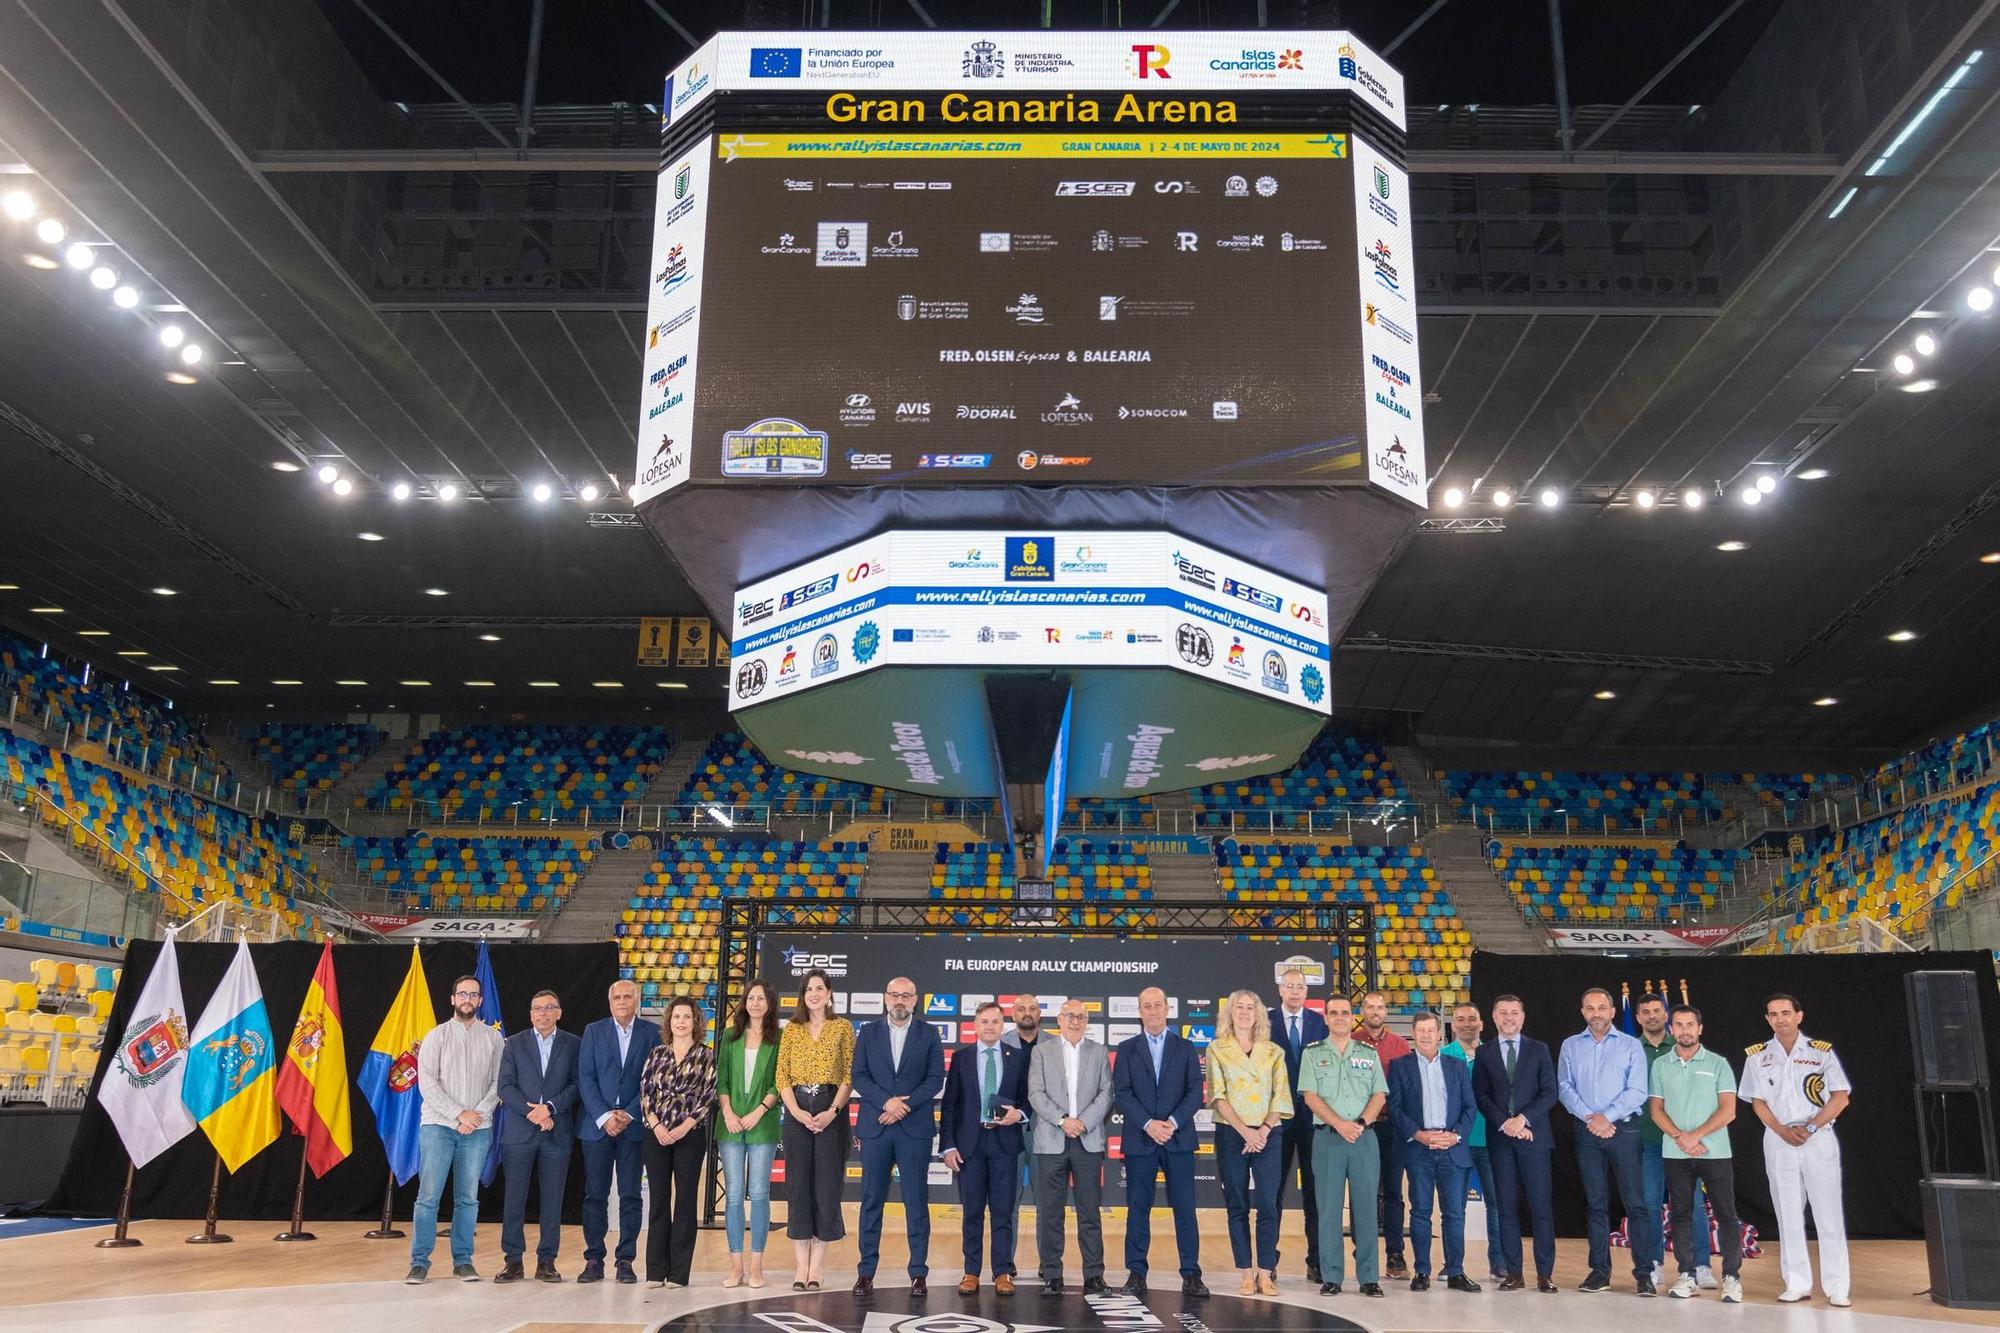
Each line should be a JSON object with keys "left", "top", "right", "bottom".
{"left": 1, "top": 0, "right": 1998, "bottom": 755}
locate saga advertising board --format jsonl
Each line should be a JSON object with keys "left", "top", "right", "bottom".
{"left": 759, "top": 931, "right": 1354, "bottom": 1203}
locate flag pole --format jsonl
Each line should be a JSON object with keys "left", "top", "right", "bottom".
{"left": 94, "top": 1157, "right": 143, "bottom": 1248}
{"left": 272, "top": 1137, "right": 317, "bottom": 1242}
{"left": 185, "top": 1152, "right": 234, "bottom": 1243}
{"left": 363, "top": 1168, "right": 405, "bottom": 1239}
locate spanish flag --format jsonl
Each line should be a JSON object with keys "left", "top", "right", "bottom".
{"left": 276, "top": 940, "right": 353, "bottom": 1177}
{"left": 357, "top": 944, "right": 435, "bottom": 1184}
{"left": 180, "top": 939, "right": 282, "bottom": 1172}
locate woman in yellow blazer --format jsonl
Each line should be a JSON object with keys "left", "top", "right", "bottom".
{"left": 1207, "top": 987, "right": 1294, "bottom": 1295}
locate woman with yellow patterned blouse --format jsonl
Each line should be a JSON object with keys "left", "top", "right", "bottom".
{"left": 774, "top": 968, "right": 854, "bottom": 1291}
{"left": 1207, "top": 988, "right": 1295, "bottom": 1295}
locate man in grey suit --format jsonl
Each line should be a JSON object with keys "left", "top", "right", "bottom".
{"left": 494, "top": 989, "right": 582, "bottom": 1283}
{"left": 1027, "top": 997, "right": 1112, "bottom": 1297}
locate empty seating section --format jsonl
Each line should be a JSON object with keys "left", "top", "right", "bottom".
{"left": 1776, "top": 778, "right": 2000, "bottom": 947}
{"left": 1445, "top": 769, "right": 1721, "bottom": 831}
{"left": 1, "top": 629, "right": 231, "bottom": 786}
{"left": 1492, "top": 843, "right": 1743, "bottom": 921}
{"left": 1065, "top": 796, "right": 1157, "bottom": 829}
{"left": 678, "top": 732, "right": 892, "bottom": 816}
{"left": 932, "top": 843, "right": 1016, "bottom": 895}
{"left": 362, "top": 724, "right": 670, "bottom": 819}
{"left": 0, "top": 955, "right": 116, "bottom": 1105}
{"left": 1215, "top": 843, "right": 1468, "bottom": 1008}
{"left": 618, "top": 839, "right": 868, "bottom": 1010}
{"left": 0, "top": 728, "right": 327, "bottom": 936}
{"left": 345, "top": 834, "right": 594, "bottom": 914}
{"left": 1191, "top": 733, "right": 1406, "bottom": 828}
{"left": 1870, "top": 721, "right": 1998, "bottom": 799}
{"left": 1731, "top": 772, "right": 1850, "bottom": 810}
{"left": 255, "top": 722, "right": 383, "bottom": 805}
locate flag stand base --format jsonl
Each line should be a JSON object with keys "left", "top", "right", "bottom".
{"left": 185, "top": 1230, "right": 234, "bottom": 1244}
{"left": 362, "top": 1228, "right": 406, "bottom": 1239}
{"left": 187, "top": 1155, "right": 233, "bottom": 1243}
{"left": 273, "top": 1229, "right": 318, "bottom": 1242}
{"left": 364, "top": 1168, "right": 404, "bottom": 1238}
{"left": 95, "top": 1237, "right": 143, "bottom": 1249}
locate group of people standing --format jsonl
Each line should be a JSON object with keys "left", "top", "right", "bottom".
{"left": 397, "top": 969, "right": 1853, "bottom": 1311}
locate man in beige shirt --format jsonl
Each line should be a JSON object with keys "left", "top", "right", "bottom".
{"left": 406, "top": 973, "right": 503, "bottom": 1284}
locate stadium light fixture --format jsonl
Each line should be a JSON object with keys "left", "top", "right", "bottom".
{"left": 1982, "top": 552, "right": 2000, "bottom": 565}
{"left": 423, "top": 587, "right": 449, "bottom": 597}
{"left": 179, "top": 343, "right": 203, "bottom": 365}
{"left": 1756, "top": 474, "right": 1777, "bottom": 494}
{"left": 1740, "top": 486, "right": 1762, "bottom": 506}
{"left": 437, "top": 482, "right": 459, "bottom": 502}
{"left": 579, "top": 483, "right": 601, "bottom": 503}
{"left": 159, "top": 325, "right": 185, "bottom": 349}
{"left": 528, "top": 680, "right": 559, "bottom": 688}
{"left": 34, "top": 218, "right": 64, "bottom": 246}
{"left": 335, "top": 679, "right": 368, "bottom": 686}
{"left": 1716, "top": 540, "right": 1747, "bottom": 552}
{"left": 116, "top": 649, "right": 147, "bottom": 657}
{"left": 22, "top": 253, "right": 59, "bottom": 270}
{"left": 356, "top": 532, "right": 384, "bottom": 542}
{"left": 1633, "top": 490, "right": 1655, "bottom": 509}
{"left": 1491, "top": 488, "right": 1513, "bottom": 509}
{"left": 151, "top": 586, "right": 176, "bottom": 596}
{"left": 88, "top": 265, "right": 117, "bottom": 290}
{"left": 1538, "top": 487, "right": 1561, "bottom": 508}
{"left": 1887, "top": 629, "right": 1918, "bottom": 642}
{"left": 63, "top": 242, "right": 92, "bottom": 270}
{"left": 1892, "top": 352, "right": 1916, "bottom": 376}
{"left": 31, "top": 606, "right": 64, "bottom": 614}
{"left": 270, "top": 459, "right": 300, "bottom": 472}
{"left": 390, "top": 481, "right": 412, "bottom": 502}
{"left": 1, "top": 189, "right": 35, "bottom": 220}
{"left": 112, "top": 285, "right": 139, "bottom": 309}
{"left": 657, "top": 681, "right": 689, "bottom": 689}
{"left": 591, "top": 681, "right": 625, "bottom": 688}
{"left": 315, "top": 464, "right": 338, "bottom": 484}
{"left": 464, "top": 680, "right": 496, "bottom": 687}
{"left": 1913, "top": 332, "right": 1938, "bottom": 357}
{"left": 76, "top": 630, "right": 109, "bottom": 637}
{"left": 531, "top": 482, "right": 554, "bottom": 503}
{"left": 1440, "top": 486, "right": 1464, "bottom": 508}
{"left": 1683, "top": 488, "right": 1705, "bottom": 510}
{"left": 1811, "top": 696, "right": 1837, "bottom": 707}
{"left": 478, "top": 633, "right": 501, "bottom": 641}
{"left": 1901, "top": 379, "right": 1938, "bottom": 393}
{"left": 398, "top": 679, "right": 432, "bottom": 687}
{"left": 208, "top": 679, "right": 239, "bottom": 686}
{"left": 270, "top": 679, "right": 303, "bottom": 686}
{"left": 1970, "top": 286, "right": 1995, "bottom": 312}
{"left": 1797, "top": 468, "right": 1830, "bottom": 480}
{"left": 1592, "top": 689, "right": 1617, "bottom": 700}
{"left": 163, "top": 372, "right": 197, "bottom": 385}
{"left": 331, "top": 477, "right": 354, "bottom": 497}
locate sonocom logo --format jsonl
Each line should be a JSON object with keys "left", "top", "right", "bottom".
{"left": 1055, "top": 181, "right": 1137, "bottom": 196}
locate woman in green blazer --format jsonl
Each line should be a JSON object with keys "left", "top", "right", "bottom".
{"left": 716, "top": 978, "right": 782, "bottom": 1287}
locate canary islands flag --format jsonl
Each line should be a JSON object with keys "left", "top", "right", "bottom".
{"left": 359, "top": 944, "right": 435, "bottom": 1184}
{"left": 276, "top": 939, "right": 353, "bottom": 1177}
{"left": 180, "top": 939, "right": 282, "bottom": 1172}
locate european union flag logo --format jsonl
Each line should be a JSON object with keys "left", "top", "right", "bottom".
{"left": 749, "top": 47, "right": 803, "bottom": 78}
{"left": 892, "top": 628, "right": 915, "bottom": 642}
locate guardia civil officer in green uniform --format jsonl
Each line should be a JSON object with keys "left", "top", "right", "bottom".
{"left": 1298, "top": 994, "right": 1389, "bottom": 1299}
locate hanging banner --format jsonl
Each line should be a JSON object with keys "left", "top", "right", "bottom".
{"left": 638, "top": 617, "right": 675, "bottom": 667}
{"left": 348, "top": 913, "right": 539, "bottom": 939}
{"left": 675, "top": 617, "right": 714, "bottom": 667}
{"left": 1548, "top": 924, "right": 1757, "bottom": 952}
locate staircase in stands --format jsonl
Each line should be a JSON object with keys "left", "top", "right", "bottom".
{"left": 862, "top": 850, "right": 941, "bottom": 899}
{"left": 543, "top": 848, "right": 658, "bottom": 942}
{"left": 316, "top": 736, "right": 418, "bottom": 826}
{"left": 1386, "top": 746, "right": 1550, "bottom": 955}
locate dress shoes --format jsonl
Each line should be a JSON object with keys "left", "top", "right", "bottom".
{"left": 1447, "top": 1274, "right": 1482, "bottom": 1293}
{"left": 853, "top": 1276, "right": 874, "bottom": 1297}
{"left": 1497, "top": 1274, "right": 1525, "bottom": 1291}
{"left": 1043, "top": 1280, "right": 1065, "bottom": 1297}
{"left": 1410, "top": 1274, "right": 1432, "bottom": 1292}
{"left": 535, "top": 1259, "right": 561, "bottom": 1282}
{"left": 910, "top": 1276, "right": 928, "bottom": 1297}
{"left": 1119, "top": 1275, "right": 1147, "bottom": 1295}
{"left": 577, "top": 1260, "right": 604, "bottom": 1284}
{"left": 493, "top": 1260, "right": 525, "bottom": 1284}
{"left": 958, "top": 1276, "right": 980, "bottom": 1295}
{"left": 1182, "top": 1277, "right": 1210, "bottom": 1297}
{"left": 1319, "top": 1282, "right": 1342, "bottom": 1296}
{"left": 1083, "top": 1277, "right": 1109, "bottom": 1295}
{"left": 1537, "top": 1276, "right": 1559, "bottom": 1293}
{"left": 1359, "top": 1283, "right": 1385, "bottom": 1297}
{"left": 996, "top": 1274, "right": 1015, "bottom": 1295}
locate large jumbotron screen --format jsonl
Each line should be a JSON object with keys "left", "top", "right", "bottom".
{"left": 633, "top": 31, "right": 1425, "bottom": 506}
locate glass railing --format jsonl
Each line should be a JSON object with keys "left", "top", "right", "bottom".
{"left": 0, "top": 854, "right": 154, "bottom": 944}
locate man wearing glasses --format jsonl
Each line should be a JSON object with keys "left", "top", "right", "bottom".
{"left": 495, "top": 990, "right": 581, "bottom": 1283}
{"left": 406, "top": 974, "right": 505, "bottom": 1284}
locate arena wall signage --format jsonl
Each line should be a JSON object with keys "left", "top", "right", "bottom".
{"left": 636, "top": 30, "right": 1425, "bottom": 507}
{"left": 1547, "top": 924, "right": 1757, "bottom": 952}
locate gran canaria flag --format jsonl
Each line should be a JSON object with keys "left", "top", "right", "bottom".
{"left": 275, "top": 939, "right": 353, "bottom": 1177}
{"left": 358, "top": 944, "right": 435, "bottom": 1184}
{"left": 180, "top": 939, "right": 282, "bottom": 1172}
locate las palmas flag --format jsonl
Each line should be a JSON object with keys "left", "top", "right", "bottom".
{"left": 358, "top": 944, "right": 435, "bottom": 1184}
{"left": 180, "top": 939, "right": 282, "bottom": 1172}
{"left": 473, "top": 941, "right": 506, "bottom": 1186}
{"left": 275, "top": 939, "right": 353, "bottom": 1177}
{"left": 99, "top": 933, "right": 197, "bottom": 1168}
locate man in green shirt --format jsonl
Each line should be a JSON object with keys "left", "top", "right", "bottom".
{"left": 1647, "top": 1004, "right": 1742, "bottom": 1303}
{"left": 1298, "top": 995, "right": 1389, "bottom": 1299}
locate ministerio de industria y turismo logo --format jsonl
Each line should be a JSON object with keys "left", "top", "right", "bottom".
{"left": 651, "top": 1287, "right": 1372, "bottom": 1333}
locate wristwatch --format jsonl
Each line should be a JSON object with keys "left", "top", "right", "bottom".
{"left": 1805, "top": 1122, "right": 1821, "bottom": 1136}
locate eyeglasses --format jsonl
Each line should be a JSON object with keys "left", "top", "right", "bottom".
{"left": 452, "top": 990, "right": 481, "bottom": 999}
{"left": 886, "top": 990, "right": 917, "bottom": 999}
{"left": 530, "top": 1003, "right": 560, "bottom": 1012}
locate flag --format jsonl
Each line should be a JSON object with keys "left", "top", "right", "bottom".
{"left": 275, "top": 939, "right": 353, "bottom": 1177}
{"left": 473, "top": 941, "right": 506, "bottom": 1186}
{"left": 98, "top": 934, "right": 197, "bottom": 1168}
{"left": 357, "top": 944, "right": 435, "bottom": 1184}
{"left": 181, "top": 939, "right": 282, "bottom": 1172}
{"left": 1618, "top": 983, "right": 1638, "bottom": 1037}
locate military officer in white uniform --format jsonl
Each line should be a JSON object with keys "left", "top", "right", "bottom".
{"left": 1738, "top": 993, "right": 1851, "bottom": 1307}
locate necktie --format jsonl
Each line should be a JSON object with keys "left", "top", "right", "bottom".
{"left": 1504, "top": 1040, "right": 1518, "bottom": 1115}
{"left": 1289, "top": 1014, "right": 1300, "bottom": 1053}
{"left": 983, "top": 1047, "right": 999, "bottom": 1119}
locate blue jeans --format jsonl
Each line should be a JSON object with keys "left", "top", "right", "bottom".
{"left": 413, "top": 1123, "right": 491, "bottom": 1269}
{"left": 1641, "top": 1139, "right": 1711, "bottom": 1269}
{"left": 1216, "top": 1124, "right": 1284, "bottom": 1270}
{"left": 1574, "top": 1116, "right": 1656, "bottom": 1280}
{"left": 1406, "top": 1145, "right": 1469, "bottom": 1278}
{"left": 1470, "top": 1143, "right": 1503, "bottom": 1276}
{"left": 720, "top": 1139, "right": 777, "bottom": 1254}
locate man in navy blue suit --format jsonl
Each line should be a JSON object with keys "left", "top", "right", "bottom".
{"left": 1472, "top": 994, "right": 1561, "bottom": 1292}
{"left": 941, "top": 1001, "right": 1031, "bottom": 1293}
{"left": 494, "top": 989, "right": 581, "bottom": 1283}
{"left": 576, "top": 979, "right": 659, "bottom": 1284}
{"left": 1390, "top": 1013, "right": 1481, "bottom": 1293}
{"left": 1113, "top": 986, "right": 1208, "bottom": 1297}
{"left": 1270, "top": 968, "right": 1331, "bottom": 1282}
{"left": 851, "top": 976, "right": 945, "bottom": 1298}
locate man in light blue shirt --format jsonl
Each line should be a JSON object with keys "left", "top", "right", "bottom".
{"left": 1557, "top": 988, "right": 1658, "bottom": 1296}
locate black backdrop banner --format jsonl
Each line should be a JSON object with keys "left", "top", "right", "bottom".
{"left": 43, "top": 939, "right": 619, "bottom": 1222}
{"left": 1471, "top": 949, "right": 2000, "bottom": 1241}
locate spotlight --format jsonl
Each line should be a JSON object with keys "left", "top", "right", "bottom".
{"left": 112, "top": 285, "right": 139, "bottom": 309}
{"left": 163, "top": 372, "right": 198, "bottom": 385}
{"left": 1971, "top": 287, "right": 1995, "bottom": 312}
{"left": 1812, "top": 696, "right": 1837, "bottom": 707}
{"left": 88, "top": 265, "right": 117, "bottom": 290}
{"left": 1441, "top": 486, "right": 1464, "bottom": 508}
{"left": 1716, "top": 540, "right": 1747, "bottom": 552}
{"left": 1634, "top": 490, "right": 1655, "bottom": 509}
{"left": 1887, "top": 629, "right": 1918, "bottom": 642}
{"left": 316, "top": 464, "right": 338, "bottom": 484}
{"left": 1913, "top": 332, "right": 1938, "bottom": 356}
{"left": 1491, "top": 488, "right": 1513, "bottom": 508}
{"left": 531, "top": 482, "right": 554, "bottom": 503}
{"left": 479, "top": 633, "right": 502, "bottom": 642}
{"left": 34, "top": 218, "right": 64, "bottom": 246}
{"left": 179, "top": 344, "right": 203, "bottom": 365}
{"left": 390, "top": 481, "right": 412, "bottom": 502}
{"left": 424, "top": 587, "right": 449, "bottom": 597}
{"left": 1683, "top": 488, "right": 1705, "bottom": 510}
{"left": 437, "top": 482, "right": 459, "bottom": 502}
{"left": 1892, "top": 352, "right": 1916, "bottom": 376}
{"left": 1982, "top": 552, "right": 2000, "bottom": 565}
{"left": 22, "top": 254, "right": 59, "bottom": 270}
{"left": 1797, "top": 468, "right": 1830, "bottom": 480}
{"left": 1, "top": 190, "right": 35, "bottom": 221}
{"left": 63, "top": 242, "right": 92, "bottom": 270}
{"left": 332, "top": 477, "right": 354, "bottom": 497}
{"left": 271, "top": 460, "right": 300, "bottom": 473}
{"left": 356, "top": 532, "right": 384, "bottom": 542}
{"left": 159, "top": 325, "right": 185, "bottom": 349}
{"left": 1740, "top": 486, "right": 1762, "bottom": 506}
{"left": 579, "top": 483, "right": 600, "bottom": 503}
{"left": 151, "top": 586, "right": 177, "bottom": 597}
{"left": 1538, "top": 487, "right": 1561, "bottom": 509}
{"left": 1593, "top": 689, "right": 1617, "bottom": 700}
{"left": 1756, "top": 474, "right": 1777, "bottom": 494}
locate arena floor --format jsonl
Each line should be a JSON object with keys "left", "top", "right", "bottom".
{"left": 0, "top": 1203, "right": 1971, "bottom": 1333}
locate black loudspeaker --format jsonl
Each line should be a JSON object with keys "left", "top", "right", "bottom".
{"left": 1907, "top": 971, "right": 1989, "bottom": 1089}
{"left": 1922, "top": 1179, "right": 2000, "bottom": 1309}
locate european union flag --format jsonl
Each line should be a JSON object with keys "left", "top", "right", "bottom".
{"left": 892, "top": 628, "right": 915, "bottom": 642}
{"left": 473, "top": 941, "right": 507, "bottom": 1185}
{"left": 749, "top": 47, "right": 802, "bottom": 78}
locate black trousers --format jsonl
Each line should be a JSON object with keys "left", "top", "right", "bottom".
{"left": 500, "top": 1131, "right": 573, "bottom": 1263}
{"left": 642, "top": 1125, "right": 708, "bottom": 1284}
{"left": 1666, "top": 1156, "right": 1742, "bottom": 1278}
{"left": 783, "top": 1115, "right": 849, "bottom": 1241}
